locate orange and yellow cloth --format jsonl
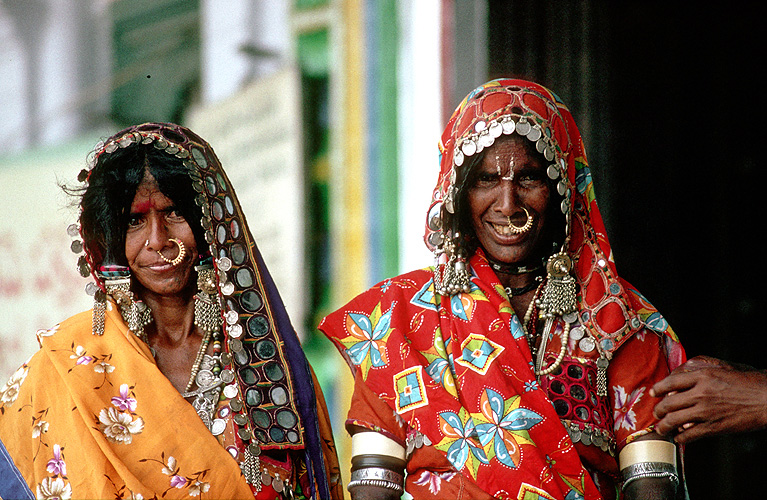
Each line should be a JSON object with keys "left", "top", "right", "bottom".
{"left": 1, "top": 304, "right": 289, "bottom": 499}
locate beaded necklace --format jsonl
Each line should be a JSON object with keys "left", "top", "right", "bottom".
{"left": 520, "top": 282, "right": 570, "bottom": 376}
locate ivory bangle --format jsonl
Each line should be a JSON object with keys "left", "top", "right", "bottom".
{"left": 351, "top": 431, "right": 406, "bottom": 461}
{"left": 619, "top": 440, "right": 676, "bottom": 469}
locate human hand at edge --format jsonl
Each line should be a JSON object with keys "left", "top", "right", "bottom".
{"left": 651, "top": 355, "right": 767, "bottom": 443}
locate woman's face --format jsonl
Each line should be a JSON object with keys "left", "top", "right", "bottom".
{"left": 467, "top": 135, "right": 551, "bottom": 264}
{"left": 124, "top": 173, "right": 198, "bottom": 298}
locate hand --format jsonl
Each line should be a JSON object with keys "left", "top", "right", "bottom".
{"left": 651, "top": 356, "right": 767, "bottom": 443}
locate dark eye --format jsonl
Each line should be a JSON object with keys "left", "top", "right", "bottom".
{"left": 474, "top": 172, "right": 499, "bottom": 187}
{"left": 127, "top": 215, "right": 143, "bottom": 228}
{"left": 166, "top": 208, "right": 185, "bottom": 222}
{"left": 518, "top": 170, "right": 546, "bottom": 187}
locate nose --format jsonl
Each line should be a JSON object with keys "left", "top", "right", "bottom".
{"left": 143, "top": 214, "right": 170, "bottom": 252}
{"left": 496, "top": 179, "right": 520, "bottom": 216}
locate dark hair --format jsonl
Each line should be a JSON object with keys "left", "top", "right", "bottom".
{"left": 76, "top": 143, "right": 208, "bottom": 268}
{"left": 453, "top": 133, "right": 566, "bottom": 258}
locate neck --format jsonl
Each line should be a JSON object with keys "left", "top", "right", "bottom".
{"left": 139, "top": 291, "right": 197, "bottom": 345}
{"left": 485, "top": 255, "right": 544, "bottom": 276}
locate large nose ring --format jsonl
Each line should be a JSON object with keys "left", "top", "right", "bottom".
{"left": 157, "top": 238, "right": 186, "bottom": 266}
{"left": 507, "top": 207, "right": 533, "bottom": 234}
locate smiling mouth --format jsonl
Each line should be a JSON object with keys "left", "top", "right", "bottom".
{"left": 492, "top": 222, "right": 516, "bottom": 236}
{"left": 146, "top": 262, "right": 175, "bottom": 272}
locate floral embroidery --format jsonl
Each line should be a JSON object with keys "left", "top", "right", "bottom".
{"left": 413, "top": 470, "right": 457, "bottom": 494}
{"left": 0, "top": 363, "right": 28, "bottom": 409}
{"left": 35, "top": 324, "right": 60, "bottom": 343}
{"left": 435, "top": 407, "right": 489, "bottom": 477}
{"left": 70, "top": 345, "right": 93, "bottom": 365}
{"left": 613, "top": 385, "right": 645, "bottom": 431}
{"left": 46, "top": 444, "right": 67, "bottom": 476}
{"left": 112, "top": 384, "right": 138, "bottom": 412}
{"left": 37, "top": 444, "right": 72, "bottom": 500}
{"left": 98, "top": 384, "right": 144, "bottom": 444}
{"left": 33, "top": 419, "right": 49, "bottom": 438}
{"left": 473, "top": 390, "right": 542, "bottom": 469}
{"left": 31, "top": 409, "right": 51, "bottom": 460}
{"left": 340, "top": 303, "right": 395, "bottom": 377}
{"left": 37, "top": 477, "right": 72, "bottom": 500}
{"left": 141, "top": 453, "right": 211, "bottom": 498}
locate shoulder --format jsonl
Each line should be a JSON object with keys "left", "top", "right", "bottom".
{"left": 319, "top": 268, "right": 435, "bottom": 329}
{"left": 35, "top": 309, "right": 95, "bottom": 349}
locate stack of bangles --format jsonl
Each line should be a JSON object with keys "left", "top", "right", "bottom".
{"left": 618, "top": 439, "right": 679, "bottom": 492}
{"left": 347, "top": 431, "right": 406, "bottom": 495}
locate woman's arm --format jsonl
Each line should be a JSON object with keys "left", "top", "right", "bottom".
{"left": 619, "top": 433, "right": 679, "bottom": 500}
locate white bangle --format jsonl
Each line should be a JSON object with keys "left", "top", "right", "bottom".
{"left": 619, "top": 439, "right": 676, "bottom": 468}
{"left": 351, "top": 431, "right": 406, "bottom": 460}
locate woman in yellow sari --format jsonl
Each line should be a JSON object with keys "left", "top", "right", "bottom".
{"left": 0, "top": 122, "right": 341, "bottom": 500}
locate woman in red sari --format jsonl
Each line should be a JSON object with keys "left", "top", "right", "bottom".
{"left": 319, "top": 79, "right": 686, "bottom": 499}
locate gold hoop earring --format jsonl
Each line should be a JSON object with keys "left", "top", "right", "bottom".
{"left": 157, "top": 238, "right": 186, "bottom": 266}
{"left": 507, "top": 207, "right": 533, "bottom": 234}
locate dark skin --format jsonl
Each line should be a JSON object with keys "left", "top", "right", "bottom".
{"left": 124, "top": 173, "right": 210, "bottom": 394}
{"left": 651, "top": 355, "right": 767, "bottom": 443}
{"left": 353, "top": 136, "right": 676, "bottom": 498}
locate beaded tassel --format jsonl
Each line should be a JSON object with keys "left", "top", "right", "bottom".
{"left": 92, "top": 294, "right": 106, "bottom": 336}
{"left": 536, "top": 252, "right": 577, "bottom": 318}
{"left": 240, "top": 448, "right": 261, "bottom": 490}
{"left": 434, "top": 237, "right": 471, "bottom": 295}
{"left": 596, "top": 356, "right": 609, "bottom": 397}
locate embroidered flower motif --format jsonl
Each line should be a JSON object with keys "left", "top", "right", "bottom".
{"left": 70, "top": 345, "right": 93, "bottom": 365}
{"left": 35, "top": 324, "right": 60, "bottom": 343}
{"left": 1, "top": 364, "right": 28, "bottom": 407}
{"left": 37, "top": 444, "right": 71, "bottom": 500}
{"left": 413, "top": 470, "right": 457, "bottom": 494}
{"left": 46, "top": 444, "right": 66, "bottom": 476}
{"left": 32, "top": 420, "right": 49, "bottom": 438}
{"left": 162, "top": 456, "right": 179, "bottom": 476}
{"left": 170, "top": 475, "right": 188, "bottom": 488}
{"left": 435, "top": 407, "right": 488, "bottom": 477}
{"left": 340, "top": 303, "right": 395, "bottom": 377}
{"left": 187, "top": 480, "right": 211, "bottom": 496}
{"left": 613, "top": 385, "right": 645, "bottom": 431}
{"left": 36, "top": 476, "right": 72, "bottom": 500}
{"left": 523, "top": 380, "right": 539, "bottom": 392}
{"left": 98, "top": 407, "right": 144, "bottom": 444}
{"left": 112, "top": 384, "right": 138, "bottom": 412}
{"left": 94, "top": 360, "right": 115, "bottom": 374}
{"left": 142, "top": 453, "right": 210, "bottom": 498}
{"left": 473, "top": 389, "right": 542, "bottom": 468}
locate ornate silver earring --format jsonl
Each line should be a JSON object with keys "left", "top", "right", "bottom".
{"left": 193, "top": 258, "right": 223, "bottom": 336}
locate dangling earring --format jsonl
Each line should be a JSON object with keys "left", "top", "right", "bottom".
{"left": 193, "top": 257, "right": 223, "bottom": 337}
{"left": 536, "top": 252, "right": 577, "bottom": 318}
{"left": 94, "top": 265, "right": 152, "bottom": 340}
{"left": 435, "top": 233, "right": 471, "bottom": 295}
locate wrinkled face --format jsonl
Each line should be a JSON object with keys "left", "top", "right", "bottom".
{"left": 124, "top": 172, "right": 198, "bottom": 298}
{"left": 467, "top": 135, "right": 551, "bottom": 264}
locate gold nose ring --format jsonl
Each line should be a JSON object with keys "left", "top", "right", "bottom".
{"left": 157, "top": 238, "right": 186, "bottom": 266}
{"left": 507, "top": 207, "right": 533, "bottom": 234}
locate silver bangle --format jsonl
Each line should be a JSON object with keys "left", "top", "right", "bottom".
{"left": 347, "top": 478, "right": 404, "bottom": 493}
{"left": 348, "top": 467, "right": 404, "bottom": 494}
{"left": 621, "top": 462, "right": 679, "bottom": 491}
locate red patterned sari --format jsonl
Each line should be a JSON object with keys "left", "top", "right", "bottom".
{"left": 320, "top": 80, "right": 685, "bottom": 499}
